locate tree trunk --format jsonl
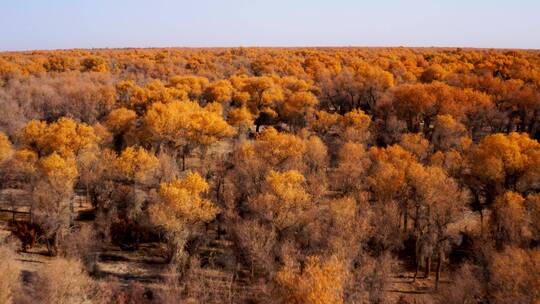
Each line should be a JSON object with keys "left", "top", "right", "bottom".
{"left": 403, "top": 207, "right": 408, "bottom": 233}
{"left": 182, "top": 153, "right": 186, "bottom": 171}
{"left": 414, "top": 205, "right": 419, "bottom": 232}
{"left": 424, "top": 257, "right": 431, "bottom": 278}
{"left": 479, "top": 209, "right": 484, "bottom": 237}
{"left": 435, "top": 254, "right": 442, "bottom": 290}
{"left": 69, "top": 196, "right": 74, "bottom": 227}
{"left": 29, "top": 204, "right": 33, "bottom": 224}
{"left": 413, "top": 258, "right": 420, "bottom": 282}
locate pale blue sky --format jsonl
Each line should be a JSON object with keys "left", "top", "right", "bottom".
{"left": 1, "top": 0, "right": 539, "bottom": 51}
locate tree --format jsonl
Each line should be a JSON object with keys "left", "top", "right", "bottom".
{"left": 367, "top": 145, "right": 417, "bottom": 230}
{"left": 408, "top": 165, "right": 467, "bottom": 288}
{"left": 204, "top": 79, "right": 233, "bottom": 104}
{"left": 252, "top": 127, "right": 306, "bottom": 168}
{"left": 33, "top": 152, "right": 79, "bottom": 255}
{"left": 390, "top": 83, "right": 438, "bottom": 133}
{"left": 487, "top": 247, "right": 540, "bottom": 304}
{"left": 149, "top": 172, "right": 218, "bottom": 262}
{"left": 467, "top": 132, "right": 540, "bottom": 233}
{"left": 490, "top": 192, "right": 530, "bottom": 247}
{"left": 400, "top": 133, "right": 430, "bottom": 161}
{"left": 333, "top": 142, "right": 371, "bottom": 195}
{"left": 114, "top": 146, "right": 159, "bottom": 185}
{"left": 275, "top": 255, "right": 347, "bottom": 304}
{"left": 326, "top": 196, "right": 369, "bottom": 261}
{"left": 310, "top": 110, "right": 342, "bottom": 136}
{"left": 242, "top": 76, "right": 284, "bottom": 114}
{"left": 228, "top": 106, "right": 254, "bottom": 133}
{"left": 340, "top": 109, "right": 372, "bottom": 143}
{"left": 20, "top": 117, "right": 98, "bottom": 158}
{"left": 43, "top": 55, "right": 76, "bottom": 72}
{"left": 169, "top": 75, "right": 209, "bottom": 101}
{"left": 318, "top": 62, "right": 393, "bottom": 114}
{"left": 255, "top": 170, "right": 311, "bottom": 232}
{"left": 527, "top": 193, "right": 540, "bottom": 242}
{"left": 277, "top": 77, "right": 319, "bottom": 129}
{"left": 0, "top": 131, "right": 14, "bottom": 165}
{"left": 105, "top": 107, "right": 138, "bottom": 151}
{"left": 1, "top": 148, "right": 38, "bottom": 187}
{"left": 80, "top": 56, "right": 109, "bottom": 72}
{"left": 144, "top": 100, "right": 235, "bottom": 170}
{"left": 430, "top": 114, "right": 469, "bottom": 152}
{"left": 115, "top": 80, "right": 150, "bottom": 113}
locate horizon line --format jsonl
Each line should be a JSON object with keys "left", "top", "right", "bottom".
{"left": 2, "top": 45, "right": 540, "bottom": 53}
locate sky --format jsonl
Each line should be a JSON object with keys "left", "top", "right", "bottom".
{"left": 1, "top": 0, "right": 539, "bottom": 51}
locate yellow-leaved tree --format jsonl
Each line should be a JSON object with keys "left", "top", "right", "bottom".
{"left": 228, "top": 106, "right": 254, "bottom": 133}
{"left": 105, "top": 107, "right": 138, "bottom": 151}
{"left": 33, "top": 152, "right": 79, "bottom": 255}
{"left": 144, "top": 100, "right": 235, "bottom": 170}
{"left": 20, "top": 118, "right": 98, "bottom": 158}
{"left": 204, "top": 79, "right": 234, "bottom": 104}
{"left": 169, "top": 75, "right": 209, "bottom": 101}
{"left": 254, "top": 127, "right": 306, "bottom": 167}
{"left": 149, "top": 172, "right": 218, "bottom": 262}
{"left": 0, "top": 131, "right": 14, "bottom": 165}
{"left": 468, "top": 132, "right": 540, "bottom": 233}
{"left": 275, "top": 255, "right": 347, "bottom": 304}
{"left": 340, "top": 109, "right": 372, "bottom": 143}
{"left": 114, "top": 146, "right": 160, "bottom": 185}
{"left": 256, "top": 170, "right": 311, "bottom": 232}
{"left": 490, "top": 191, "right": 530, "bottom": 247}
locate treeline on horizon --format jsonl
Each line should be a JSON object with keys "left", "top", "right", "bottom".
{"left": 0, "top": 47, "right": 539, "bottom": 303}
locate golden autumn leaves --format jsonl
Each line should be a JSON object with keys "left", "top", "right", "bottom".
{"left": 0, "top": 132, "right": 14, "bottom": 165}
{"left": 145, "top": 100, "right": 235, "bottom": 148}
{"left": 149, "top": 172, "right": 218, "bottom": 233}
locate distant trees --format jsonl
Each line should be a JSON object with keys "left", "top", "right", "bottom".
{"left": 80, "top": 56, "right": 109, "bottom": 72}
{"left": 1, "top": 47, "right": 540, "bottom": 303}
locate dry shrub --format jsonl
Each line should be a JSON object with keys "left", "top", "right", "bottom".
{"left": 33, "top": 258, "right": 96, "bottom": 304}
{"left": 185, "top": 267, "right": 235, "bottom": 303}
{"left": 103, "top": 280, "right": 152, "bottom": 304}
{"left": 233, "top": 218, "right": 277, "bottom": 277}
{"left": 58, "top": 224, "right": 100, "bottom": 273}
{"left": 487, "top": 247, "right": 540, "bottom": 304}
{"left": 156, "top": 265, "right": 184, "bottom": 304}
{"left": 0, "top": 244, "right": 21, "bottom": 304}
{"left": 435, "top": 263, "right": 483, "bottom": 304}
{"left": 93, "top": 277, "right": 155, "bottom": 304}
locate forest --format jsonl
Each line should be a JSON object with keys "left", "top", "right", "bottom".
{"left": 0, "top": 47, "right": 539, "bottom": 303}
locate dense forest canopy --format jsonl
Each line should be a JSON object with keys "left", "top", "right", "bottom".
{"left": 0, "top": 47, "right": 539, "bottom": 303}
